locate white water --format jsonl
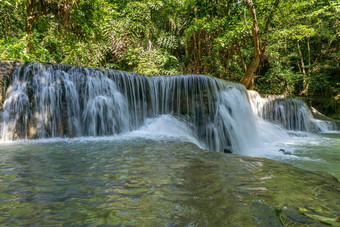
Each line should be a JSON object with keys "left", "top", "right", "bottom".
{"left": 248, "top": 90, "right": 336, "bottom": 132}
{"left": 246, "top": 90, "right": 339, "bottom": 158}
{"left": 0, "top": 63, "right": 338, "bottom": 156}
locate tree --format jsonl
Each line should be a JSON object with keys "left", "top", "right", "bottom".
{"left": 25, "top": 0, "right": 79, "bottom": 52}
{"left": 0, "top": 0, "right": 339, "bottom": 118}
{"left": 239, "top": 0, "right": 280, "bottom": 89}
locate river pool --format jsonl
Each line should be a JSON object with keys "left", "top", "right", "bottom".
{"left": 0, "top": 134, "right": 339, "bottom": 226}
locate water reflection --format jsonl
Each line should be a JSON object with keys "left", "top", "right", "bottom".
{"left": 0, "top": 139, "right": 339, "bottom": 226}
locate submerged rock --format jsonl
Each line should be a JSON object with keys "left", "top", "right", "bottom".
{"left": 251, "top": 200, "right": 283, "bottom": 226}
{"left": 279, "top": 149, "right": 291, "bottom": 155}
{"left": 280, "top": 206, "right": 316, "bottom": 225}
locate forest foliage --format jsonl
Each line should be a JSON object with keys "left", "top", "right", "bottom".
{"left": 0, "top": 0, "right": 339, "bottom": 116}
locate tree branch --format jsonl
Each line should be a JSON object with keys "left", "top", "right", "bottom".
{"left": 235, "top": 44, "right": 247, "bottom": 72}
{"left": 262, "top": 0, "right": 280, "bottom": 50}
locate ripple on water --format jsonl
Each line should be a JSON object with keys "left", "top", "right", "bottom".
{"left": 0, "top": 139, "right": 339, "bottom": 226}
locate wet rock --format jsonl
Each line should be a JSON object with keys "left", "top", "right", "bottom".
{"left": 251, "top": 200, "right": 283, "bottom": 226}
{"left": 279, "top": 149, "right": 291, "bottom": 155}
{"left": 251, "top": 202, "right": 323, "bottom": 226}
{"left": 279, "top": 206, "right": 316, "bottom": 226}
{"left": 0, "top": 60, "right": 24, "bottom": 106}
{"left": 224, "top": 148, "right": 232, "bottom": 153}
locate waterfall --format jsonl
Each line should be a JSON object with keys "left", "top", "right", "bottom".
{"left": 248, "top": 91, "right": 336, "bottom": 132}
{"left": 0, "top": 63, "right": 258, "bottom": 153}
{"left": 1, "top": 63, "right": 131, "bottom": 140}
{"left": 0, "top": 62, "right": 337, "bottom": 153}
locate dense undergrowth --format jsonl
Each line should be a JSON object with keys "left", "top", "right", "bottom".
{"left": 0, "top": 0, "right": 339, "bottom": 117}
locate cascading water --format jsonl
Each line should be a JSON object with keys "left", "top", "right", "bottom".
{"left": 1, "top": 63, "right": 130, "bottom": 140}
{"left": 248, "top": 90, "right": 336, "bottom": 132}
{"left": 0, "top": 62, "right": 258, "bottom": 153}
{"left": 0, "top": 62, "right": 337, "bottom": 154}
{"left": 1, "top": 62, "right": 340, "bottom": 227}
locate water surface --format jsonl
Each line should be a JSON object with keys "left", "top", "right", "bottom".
{"left": 0, "top": 138, "right": 339, "bottom": 226}
{"left": 254, "top": 132, "right": 340, "bottom": 180}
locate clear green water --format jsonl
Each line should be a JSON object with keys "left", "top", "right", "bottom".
{"left": 0, "top": 137, "right": 339, "bottom": 226}
{"left": 273, "top": 133, "right": 340, "bottom": 181}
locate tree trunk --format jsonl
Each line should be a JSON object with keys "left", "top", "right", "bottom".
{"left": 26, "top": 0, "right": 35, "bottom": 36}
{"left": 235, "top": 44, "right": 247, "bottom": 73}
{"left": 297, "top": 61, "right": 302, "bottom": 74}
{"left": 193, "top": 34, "right": 198, "bottom": 73}
{"left": 26, "top": 0, "right": 35, "bottom": 53}
{"left": 147, "top": 39, "right": 152, "bottom": 52}
{"left": 185, "top": 38, "right": 189, "bottom": 59}
{"left": 296, "top": 40, "right": 308, "bottom": 95}
{"left": 240, "top": 0, "right": 262, "bottom": 90}
{"left": 240, "top": 0, "right": 280, "bottom": 90}
{"left": 198, "top": 32, "right": 201, "bottom": 62}
{"left": 240, "top": 53, "right": 261, "bottom": 90}
{"left": 301, "top": 38, "right": 311, "bottom": 95}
